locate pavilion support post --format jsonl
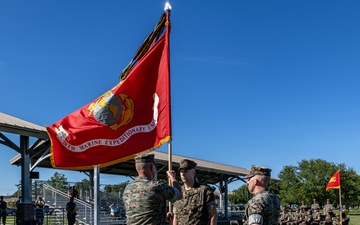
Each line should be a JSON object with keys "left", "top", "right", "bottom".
{"left": 20, "top": 135, "right": 31, "bottom": 202}
{"left": 93, "top": 165, "right": 100, "bottom": 225}
{"left": 224, "top": 175, "right": 229, "bottom": 220}
{"left": 17, "top": 135, "right": 34, "bottom": 225}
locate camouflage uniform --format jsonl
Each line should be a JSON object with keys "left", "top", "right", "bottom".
{"left": 300, "top": 202, "right": 308, "bottom": 211}
{"left": 311, "top": 209, "right": 321, "bottom": 225}
{"left": 123, "top": 176, "right": 177, "bottom": 225}
{"left": 311, "top": 202, "right": 320, "bottom": 211}
{"left": 123, "top": 154, "right": 179, "bottom": 225}
{"left": 173, "top": 182, "right": 217, "bottom": 225}
{"left": 331, "top": 216, "right": 341, "bottom": 225}
{"left": 304, "top": 210, "right": 313, "bottom": 225}
{"left": 279, "top": 209, "right": 287, "bottom": 225}
{"left": 323, "top": 201, "right": 333, "bottom": 215}
{"left": 244, "top": 166, "right": 280, "bottom": 225}
{"left": 294, "top": 209, "right": 305, "bottom": 225}
{"left": 321, "top": 212, "right": 333, "bottom": 225}
{"left": 279, "top": 209, "right": 293, "bottom": 225}
{"left": 173, "top": 159, "right": 217, "bottom": 225}
{"left": 287, "top": 210, "right": 295, "bottom": 225}
{"left": 244, "top": 189, "right": 280, "bottom": 225}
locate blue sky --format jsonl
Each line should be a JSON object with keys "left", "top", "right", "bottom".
{"left": 1, "top": 1, "right": 360, "bottom": 195}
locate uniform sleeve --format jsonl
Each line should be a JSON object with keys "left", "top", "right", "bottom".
{"left": 160, "top": 183, "right": 179, "bottom": 203}
{"left": 248, "top": 214, "right": 263, "bottom": 225}
{"left": 247, "top": 196, "right": 265, "bottom": 225}
{"left": 170, "top": 187, "right": 180, "bottom": 203}
{"left": 205, "top": 187, "right": 217, "bottom": 210}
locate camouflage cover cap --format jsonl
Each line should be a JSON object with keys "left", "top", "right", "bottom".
{"left": 245, "top": 165, "right": 271, "bottom": 179}
{"left": 134, "top": 154, "right": 155, "bottom": 164}
{"left": 178, "top": 159, "right": 197, "bottom": 170}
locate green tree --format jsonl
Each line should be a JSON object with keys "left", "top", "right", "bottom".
{"left": 75, "top": 179, "right": 91, "bottom": 191}
{"left": 274, "top": 159, "right": 360, "bottom": 208}
{"left": 104, "top": 181, "right": 130, "bottom": 197}
{"left": 47, "top": 172, "right": 68, "bottom": 191}
{"left": 13, "top": 182, "right": 21, "bottom": 197}
{"left": 269, "top": 180, "right": 281, "bottom": 196}
{"left": 229, "top": 185, "right": 248, "bottom": 205}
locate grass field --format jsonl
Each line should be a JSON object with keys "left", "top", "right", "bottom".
{"left": 349, "top": 208, "right": 360, "bottom": 224}
{"left": 3, "top": 215, "right": 66, "bottom": 225}
{"left": 3, "top": 209, "right": 360, "bottom": 224}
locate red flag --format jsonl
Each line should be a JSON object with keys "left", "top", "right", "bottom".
{"left": 326, "top": 170, "right": 341, "bottom": 191}
{"left": 47, "top": 13, "right": 171, "bottom": 170}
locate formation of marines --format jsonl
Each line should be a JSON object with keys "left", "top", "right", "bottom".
{"left": 279, "top": 199, "right": 350, "bottom": 225}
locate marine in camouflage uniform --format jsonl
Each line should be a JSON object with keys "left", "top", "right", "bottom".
{"left": 323, "top": 199, "right": 333, "bottom": 215}
{"left": 294, "top": 208, "right": 306, "bottom": 225}
{"left": 321, "top": 208, "right": 334, "bottom": 225}
{"left": 279, "top": 208, "right": 293, "bottom": 225}
{"left": 300, "top": 201, "right": 308, "bottom": 211}
{"left": 304, "top": 209, "right": 313, "bottom": 225}
{"left": 310, "top": 199, "right": 320, "bottom": 211}
{"left": 123, "top": 154, "right": 182, "bottom": 225}
{"left": 311, "top": 208, "right": 321, "bottom": 225}
{"left": 173, "top": 159, "right": 218, "bottom": 225}
{"left": 287, "top": 209, "right": 295, "bottom": 225}
{"left": 244, "top": 165, "right": 280, "bottom": 225}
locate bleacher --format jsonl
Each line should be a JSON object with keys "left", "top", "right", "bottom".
{"left": 35, "top": 182, "right": 125, "bottom": 225}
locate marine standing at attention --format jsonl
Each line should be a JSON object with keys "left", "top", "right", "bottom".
{"left": 123, "top": 154, "right": 183, "bottom": 225}
{"left": 323, "top": 199, "right": 333, "bottom": 215}
{"left": 311, "top": 199, "right": 320, "bottom": 211}
{"left": 172, "top": 159, "right": 218, "bottom": 225}
{"left": 244, "top": 165, "right": 280, "bottom": 225}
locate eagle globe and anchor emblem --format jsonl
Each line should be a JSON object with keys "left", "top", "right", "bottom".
{"left": 88, "top": 91, "right": 134, "bottom": 130}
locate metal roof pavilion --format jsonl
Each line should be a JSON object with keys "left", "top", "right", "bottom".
{"left": 0, "top": 112, "right": 250, "bottom": 185}
{"left": 0, "top": 111, "right": 258, "bottom": 221}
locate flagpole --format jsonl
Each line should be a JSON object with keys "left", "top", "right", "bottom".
{"left": 339, "top": 187, "right": 342, "bottom": 223}
{"left": 167, "top": 142, "right": 174, "bottom": 216}
{"left": 164, "top": 1, "right": 173, "bottom": 215}
{"left": 168, "top": 141, "right": 173, "bottom": 174}
{"left": 164, "top": 1, "right": 172, "bottom": 175}
{"left": 164, "top": 0, "right": 172, "bottom": 173}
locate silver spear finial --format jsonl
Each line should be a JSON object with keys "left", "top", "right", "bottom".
{"left": 164, "top": 2, "right": 172, "bottom": 12}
